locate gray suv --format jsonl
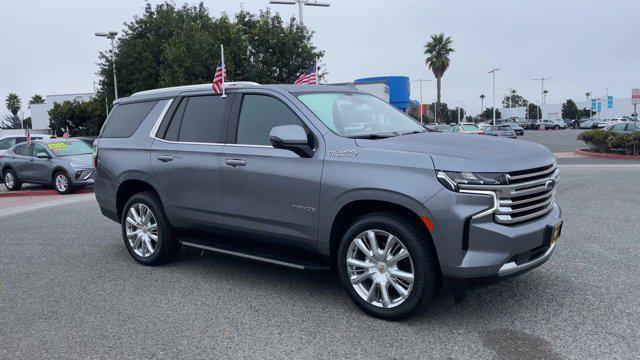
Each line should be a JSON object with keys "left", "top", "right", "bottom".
{"left": 94, "top": 83, "right": 562, "bottom": 319}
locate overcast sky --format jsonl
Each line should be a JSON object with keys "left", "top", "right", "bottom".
{"left": 1, "top": 0, "right": 638, "bottom": 117}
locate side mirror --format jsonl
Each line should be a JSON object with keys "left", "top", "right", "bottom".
{"left": 269, "top": 125, "right": 314, "bottom": 158}
{"left": 36, "top": 152, "right": 51, "bottom": 159}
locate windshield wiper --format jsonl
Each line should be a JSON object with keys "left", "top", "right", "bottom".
{"left": 399, "top": 130, "right": 425, "bottom": 136}
{"left": 345, "top": 132, "right": 398, "bottom": 139}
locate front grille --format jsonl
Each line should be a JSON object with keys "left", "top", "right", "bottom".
{"left": 459, "top": 163, "right": 558, "bottom": 225}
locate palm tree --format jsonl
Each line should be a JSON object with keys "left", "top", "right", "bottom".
{"left": 5, "top": 93, "right": 21, "bottom": 117}
{"left": 424, "top": 33, "right": 454, "bottom": 122}
{"left": 479, "top": 94, "right": 485, "bottom": 118}
{"left": 29, "top": 94, "right": 45, "bottom": 105}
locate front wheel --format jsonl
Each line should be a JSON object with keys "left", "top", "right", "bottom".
{"left": 4, "top": 169, "right": 22, "bottom": 191}
{"left": 121, "top": 192, "right": 180, "bottom": 265}
{"left": 553, "top": 125, "right": 560, "bottom": 130}
{"left": 337, "top": 212, "right": 439, "bottom": 320}
{"left": 54, "top": 171, "right": 73, "bottom": 194}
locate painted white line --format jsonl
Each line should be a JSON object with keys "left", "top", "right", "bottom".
{"left": 0, "top": 194, "right": 95, "bottom": 218}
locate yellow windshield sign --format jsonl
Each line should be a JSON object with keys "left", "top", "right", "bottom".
{"left": 47, "top": 142, "right": 68, "bottom": 151}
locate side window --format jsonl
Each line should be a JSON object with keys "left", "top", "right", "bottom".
{"left": 178, "top": 96, "right": 229, "bottom": 143}
{"left": 236, "top": 95, "right": 304, "bottom": 146}
{"left": 162, "top": 98, "right": 187, "bottom": 141}
{"left": 101, "top": 101, "right": 158, "bottom": 138}
{"left": 33, "top": 143, "right": 48, "bottom": 156}
{"left": 18, "top": 144, "right": 34, "bottom": 156}
{"left": 0, "top": 138, "right": 16, "bottom": 150}
{"left": 612, "top": 124, "right": 625, "bottom": 131}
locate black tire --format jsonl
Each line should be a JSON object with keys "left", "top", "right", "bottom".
{"left": 53, "top": 171, "right": 74, "bottom": 195}
{"left": 337, "top": 212, "right": 439, "bottom": 320}
{"left": 4, "top": 169, "right": 22, "bottom": 191}
{"left": 121, "top": 191, "right": 180, "bottom": 266}
{"left": 553, "top": 125, "right": 560, "bottom": 130}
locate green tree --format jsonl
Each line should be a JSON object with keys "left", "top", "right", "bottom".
{"left": 502, "top": 89, "right": 529, "bottom": 108}
{"left": 29, "top": 94, "right": 45, "bottom": 104}
{"left": 97, "top": 2, "right": 324, "bottom": 99}
{"left": 527, "top": 103, "right": 540, "bottom": 120}
{"left": 482, "top": 107, "right": 501, "bottom": 121}
{"left": 1, "top": 93, "right": 22, "bottom": 129}
{"left": 424, "top": 33, "right": 454, "bottom": 122}
{"left": 561, "top": 99, "right": 579, "bottom": 120}
{"left": 48, "top": 98, "right": 106, "bottom": 136}
{"left": 479, "top": 94, "right": 485, "bottom": 117}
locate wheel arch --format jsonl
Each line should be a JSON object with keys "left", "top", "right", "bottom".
{"left": 115, "top": 179, "right": 162, "bottom": 221}
{"left": 322, "top": 190, "right": 439, "bottom": 271}
{"left": 51, "top": 166, "right": 70, "bottom": 183}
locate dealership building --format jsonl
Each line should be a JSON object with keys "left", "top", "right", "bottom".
{"left": 500, "top": 97, "right": 637, "bottom": 120}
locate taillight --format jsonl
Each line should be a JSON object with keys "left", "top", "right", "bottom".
{"left": 478, "top": 131, "right": 485, "bottom": 135}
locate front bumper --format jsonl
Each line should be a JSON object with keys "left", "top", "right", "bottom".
{"left": 424, "top": 189, "right": 562, "bottom": 280}
{"left": 70, "top": 168, "right": 95, "bottom": 186}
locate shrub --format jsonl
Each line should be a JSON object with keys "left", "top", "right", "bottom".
{"left": 577, "top": 129, "right": 615, "bottom": 153}
{"left": 609, "top": 132, "right": 640, "bottom": 155}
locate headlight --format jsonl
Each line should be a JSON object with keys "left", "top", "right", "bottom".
{"left": 436, "top": 170, "right": 507, "bottom": 191}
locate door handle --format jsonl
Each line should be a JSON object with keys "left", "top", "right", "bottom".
{"left": 156, "top": 155, "right": 174, "bottom": 162}
{"left": 225, "top": 159, "right": 246, "bottom": 167}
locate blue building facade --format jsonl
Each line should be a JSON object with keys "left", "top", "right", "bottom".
{"left": 355, "top": 76, "right": 410, "bottom": 111}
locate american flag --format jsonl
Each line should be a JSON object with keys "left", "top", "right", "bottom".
{"left": 212, "top": 61, "right": 226, "bottom": 94}
{"left": 294, "top": 65, "right": 318, "bottom": 85}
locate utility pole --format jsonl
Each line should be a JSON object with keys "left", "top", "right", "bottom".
{"left": 457, "top": 101, "right": 462, "bottom": 124}
{"left": 532, "top": 77, "right": 550, "bottom": 120}
{"left": 604, "top": 87, "right": 611, "bottom": 118}
{"left": 95, "top": 31, "right": 119, "bottom": 99}
{"left": 410, "top": 79, "right": 431, "bottom": 124}
{"left": 269, "top": 0, "right": 331, "bottom": 25}
{"left": 488, "top": 68, "right": 500, "bottom": 125}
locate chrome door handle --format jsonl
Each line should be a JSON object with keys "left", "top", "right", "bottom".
{"left": 156, "top": 155, "right": 174, "bottom": 162}
{"left": 225, "top": 159, "right": 246, "bottom": 167}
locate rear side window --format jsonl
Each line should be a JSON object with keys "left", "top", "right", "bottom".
{"left": 178, "top": 96, "right": 229, "bottom": 143}
{"left": 101, "top": 101, "right": 157, "bottom": 138}
{"left": 236, "top": 95, "right": 304, "bottom": 146}
{"left": 17, "top": 144, "right": 34, "bottom": 156}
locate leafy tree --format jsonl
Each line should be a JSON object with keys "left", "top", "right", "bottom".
{"left": 48, "top": 98, "right": 106, "bottom": 136}
{"left": 561, "top": 99, "right": 579, "bottom": 120}
{"left": 482, "top": 107, "right": 501, "bottom": 121}
{"left": 502, "top": 89, "right": 529, "bottom": 108}
{"left": 527, "top": 103, "right": 540, "bottom": 120}
{"left": 479, "top": 94, "right": 485, "bottom": 116}
{"left": 424, "top": 33, "right": 454, "bottom": 122}
{"left": 1, "top": 93, "right": 22, "bottom": 129}
{"left": 29, "top": 94, "right": 45, "bottom": 104}
{"left": 97, "top": 2, "right": 324, "bottom": 99}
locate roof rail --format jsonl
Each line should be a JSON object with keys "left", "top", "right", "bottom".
{"left": 132, "top": 82, "right": 260, "bottom": 97}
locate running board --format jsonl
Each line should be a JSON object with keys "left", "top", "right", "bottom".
{"left": 180, "top": 240, "right": 330, "bottom": 271}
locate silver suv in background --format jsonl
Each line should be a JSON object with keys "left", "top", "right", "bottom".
{"left": 95, "top": 83, "right": 562, "bottom": 320}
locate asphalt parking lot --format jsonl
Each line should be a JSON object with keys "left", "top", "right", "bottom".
{"left": 1, "top": 162, "right": 638, "bottom": 359}
{"left": 521, "top": 128, "right": 586, "bottom": 153}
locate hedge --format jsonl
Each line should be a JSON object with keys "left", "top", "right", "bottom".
{"left": 578, "top": 129, "right": 640, "bottom": 155}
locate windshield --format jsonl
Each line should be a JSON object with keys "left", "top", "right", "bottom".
{"left": 462, "top": 124, "right": 479, "bottom": 131}
{"left": 297, "top": 92, "right": 425, "bottom": 137}
{"left": 46, "top": 140, "right": 93, "bottom": 157}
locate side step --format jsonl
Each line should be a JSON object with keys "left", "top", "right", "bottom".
{"left": 180, "top": 239, "right": 330, "bottom": 271}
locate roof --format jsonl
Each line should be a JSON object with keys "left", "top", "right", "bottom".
{"left": 120, "top": 82, "right": 358, "bottom": 103}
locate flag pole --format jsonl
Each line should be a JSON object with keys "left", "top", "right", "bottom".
{"left": 315, "top": 60, "right": 319, "bottom": 85}
{"left": 220, "top": 44, "right": 226, "bottom": 98}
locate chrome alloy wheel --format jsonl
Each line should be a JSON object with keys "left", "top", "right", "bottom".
{"left": 346, "top": 229, "right": 415, "bottom": 309}
{"left": 5, "top": 172, "right": 15, "bottom": 189}
{"left": 55, "top": 173, "right": 68, "bottom": 193}
{"left": 125, "top": 203, "right": 159, "bottom": 257}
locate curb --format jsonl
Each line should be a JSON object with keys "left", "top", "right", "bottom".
{"left": 574, "top": 149, "right": 640, "bottom": 160}
{"left": 0, "top": 187, "right": 93, "bottom": 198}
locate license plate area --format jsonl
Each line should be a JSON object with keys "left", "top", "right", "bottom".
{"left": 546, "top": 221, "right": 562, "bottom": 244}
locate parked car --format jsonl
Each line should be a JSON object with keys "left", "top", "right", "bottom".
{"left": 447, "top": 123, "right": 485, "bottom": 134}
{"left": 502, "top": 122, "right": 525, "bottom": 135}
{"left": 561, "top": 119, "right": 580, "bottom": 129}
{"left": 525, "top": 119, "right": 539, "bottom": 129}
{"left": 1, "top": 138, "right": 95, "bottom": 194}
{"left": 0, "top": 134, "right": 50, "bottom": 156}
{"left": 504, "top": 117, "right": 528, "bottom": 128}
{"left": 535, "top": 119, "right": 567, "bottom": 130}
{"left": 94, "top": 83, "right": 562, "bottom": 320}
{"left": 605, "top": 121, "right": 640, "bottom": 132}
{"left": 424, "top": 123, "right": 450, "bottom": 132}
{"left": 483, "top": 125, "right": 517, "bottom": 138}
{"left": 580, "top": 118, "right": 601, "bottom": 129}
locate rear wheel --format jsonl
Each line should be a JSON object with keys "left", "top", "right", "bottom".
{"left": 54, "top": 171, "right": 73, "bottom": 194}
{"left": 337, "top": 212, "right": 439, "bottom": 320}
{"left": 121, "top": 191, "right": 180, "bottom": 265}
{"left": 553, "top": 125, "right": 560, "bottom": 130}
{"left": 4, "top": 169, "right": 22, "bottom": 191}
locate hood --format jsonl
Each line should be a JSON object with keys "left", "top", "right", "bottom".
{"left": 355, "top": 132, "right": 555, "bottom": 172}
{"left": 61, "top": 153, "right": 93, "bottom": 167}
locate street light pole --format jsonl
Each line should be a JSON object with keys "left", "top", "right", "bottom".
{"left": 410, "top": 79, "right": 432, "bottom": 124}
{"left": 95, "top": 31, "right": 119, "bottom": 99}
{"left": 269, "top": 0, "right": 331, "bottom": 25}
{"left": 532, "top": 77, "right": 550, "bottom": 120}
{"left": 488, "top": 68, "right": 500, "bottom": 125}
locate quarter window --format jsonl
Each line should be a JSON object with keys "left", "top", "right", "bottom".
{"left": 178, "top": 96, "right": 229, "bottom": 143}
{"left": 101, "top": 101, "right": 158, "bottom": 138}
{"left": 33, "top": 143, "right": 48, "bottom": 156}
{"left": 236, "top": 95, "right": 304, "bottom": 145}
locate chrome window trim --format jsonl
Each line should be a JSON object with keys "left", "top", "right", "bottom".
{"left": 148, "top": 99, "right": 175, "bottom": 139}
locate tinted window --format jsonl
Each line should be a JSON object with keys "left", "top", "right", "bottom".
{"left": 178, "top": 96, "right": 229, "bottom": 143}
{"left": 462, "top": 124, "right": 478, "bottom": 131}
{"left": 101, "top": 101, "right": 157, "bottom": 138}
{"left": 237, "top": 95, "right": 303, "bottom": 145}
{"left": 612, "top": 124, "right": 626, "bottom": 131}
{"left": 33, "top": 143, "right": 48, "bottom": 156}
{"left": 17, "top": 144, "right": 34, "bottom": 156}
{"left": 0, "top": 137, "right": 20, "bottom": 150}
{"left": 163, "top": 98, "right": 187, "bottom": 141}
